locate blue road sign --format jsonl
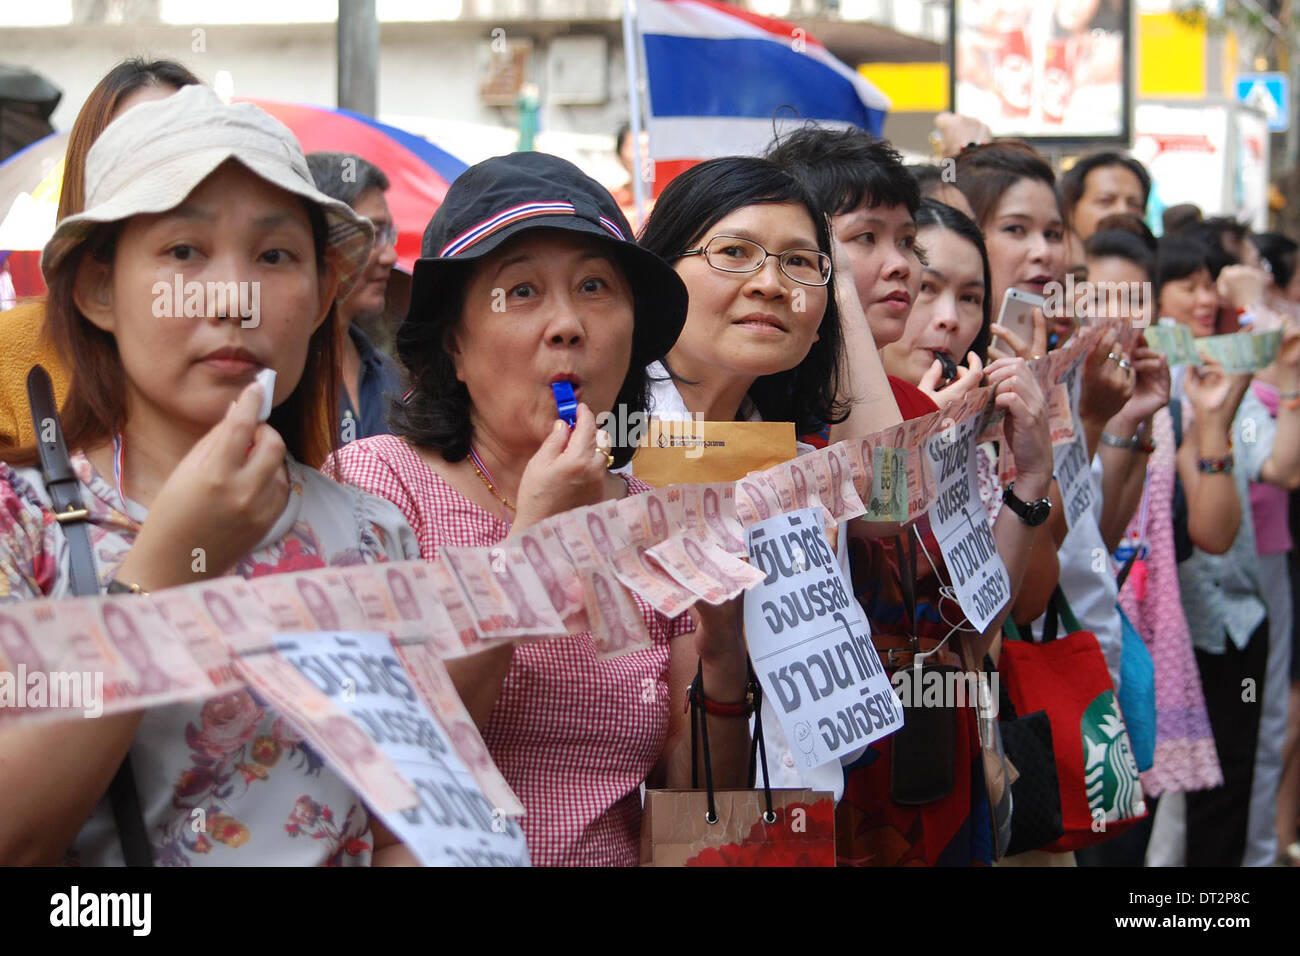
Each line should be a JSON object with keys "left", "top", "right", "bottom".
{"left": 1235, "top": 72, "right": 1289, "bottom": 132}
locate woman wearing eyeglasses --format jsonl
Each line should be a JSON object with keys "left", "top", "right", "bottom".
{"left": 639, "top": 157, "right": 900, "bottom": 441}
{"left": 637, "top": 156, "right": 902, "bottom": 797}
{"left": 306, "top": 151, "right": 405, "bottom": 443}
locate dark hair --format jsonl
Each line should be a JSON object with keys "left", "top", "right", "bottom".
{"left": 1154, "top": 236, "right": 1212, "bottom": 301}
{"left": 389, "top": 241, "right": 650, "bottom": 470}
{"left": 1091, "top": 213, "right": 1157, "bottom": 252}
{"left": 1162, "top": 203, "right": 1203, "bottom": 236}
{"left": 1248, "top": 232, "right": 1299, "bottom": 289}
{"left": 4, "top": 195, "right": 339, "bottom": 470}
{"left": 306, "top": 152, "right": 390, "bottom": 207}
{"left": 914, "top": 198, "right": 993, "bottom": 362}
{"left": 1059, "top": 151, "right": 1152, "bottom": 215}
{"left": 954, "top": 140, "right": 1061, "bottom": 229}
{"left": 1184, "top": 220, "right": 1241, "bottom": 279}
{"left": 59, "top": 58, "right": 201, "bottom": 222}
{"left": 907, "top": 164, "right": 947, "bottom": 195}
{"left": 615, "top": 123, "right": 631, "bottom": 155}
{"left": 638, "top": 156, "right": 845, "bottom": 434}
{"left": 765, "top": 124, "right": 920, "bottom": 218}
{"left": 1085, "top": 228, "right": 1155, "bottom": 278}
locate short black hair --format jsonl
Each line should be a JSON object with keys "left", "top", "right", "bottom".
{"left": 615, "top": 123, "right": 631, "bottom": 155}
{"left": 1154, "top": 236, "right": 1212, "bottom": 301}
{"left": 1249, "top": 232, "right": 1299, "bottom": 289}
{"left": 638, "top": 156, "right": 846, "bottom": 435}
{"left": 306, "top": 151, "right": 391, "bottom": 208}
{"left": 914, "top": 198, "right": 993, "bottom": 362}
{"left": 1059, "top": 151, "right": 1152, "bottom": 215}
{"left": 765, "top": 124, "right": 920, "bottom": 218}
{"left": 1086, "top": 228, "right": 1155, "bottom": 279}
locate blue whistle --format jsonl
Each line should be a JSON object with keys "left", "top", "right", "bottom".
{"left": 551, "top": 381, "right": 578, "bottom": 428}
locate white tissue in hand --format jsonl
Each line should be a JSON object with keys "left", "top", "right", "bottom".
{"left": 255, "top": 368, "right": 276, "bottom": 423}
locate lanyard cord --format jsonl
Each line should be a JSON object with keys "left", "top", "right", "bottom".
{"left": 111, "top": 433, "right": 141, "bottom": 531}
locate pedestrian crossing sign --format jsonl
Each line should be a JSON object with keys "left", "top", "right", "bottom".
{"left": 1235, "top": 72, "right": 1289, "bottom": 132}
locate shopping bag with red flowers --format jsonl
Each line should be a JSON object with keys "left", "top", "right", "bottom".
{"left": 640, "top": 788, "right": 835, "bottom": 866}
{"left": 640, "top": 661, "right": 835, "bottom": 867}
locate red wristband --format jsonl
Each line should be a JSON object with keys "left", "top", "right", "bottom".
{"left": 686, "top": 681, "right": 756, "bottom": 718}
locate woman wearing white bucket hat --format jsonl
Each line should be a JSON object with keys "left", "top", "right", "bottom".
{"left": 0, "top": 84, "right": 422, "bottom": 866}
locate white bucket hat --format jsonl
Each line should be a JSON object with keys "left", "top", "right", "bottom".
{"left": 41, "top": 84, "right": 374, "bottom": 297}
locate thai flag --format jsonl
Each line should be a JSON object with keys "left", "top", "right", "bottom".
{"left": 639, "top": 0, "right": 890, "bottom": 179}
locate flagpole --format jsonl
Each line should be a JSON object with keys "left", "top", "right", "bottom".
{"left": 620, "top": 0, "right": 647, "bottom": 225}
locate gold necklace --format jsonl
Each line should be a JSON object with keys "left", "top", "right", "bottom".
{"left": 467, "top": 446, "right": 514, "bottom": 514}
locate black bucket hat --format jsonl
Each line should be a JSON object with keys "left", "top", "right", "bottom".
{"left": 408, "top": 151, "right": 687, "bottom": 363}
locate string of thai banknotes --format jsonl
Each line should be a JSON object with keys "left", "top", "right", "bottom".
{"left": 0, "top": 318, "right": 1282, "bottom": 849}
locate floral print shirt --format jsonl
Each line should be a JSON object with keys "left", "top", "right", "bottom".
{"left": 0, "top": 452, "right": 419, "bottom": 866}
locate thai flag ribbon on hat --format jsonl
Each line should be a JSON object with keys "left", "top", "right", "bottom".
{"left": 638, "top": 0, "right": 890, "bottom": 171}
{"left": 441, "top": 201, "right": 627, "bottom": 257}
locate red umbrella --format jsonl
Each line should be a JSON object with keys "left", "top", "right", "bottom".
{"left": 245, "top": 98, "right": 468, "bottom": 273}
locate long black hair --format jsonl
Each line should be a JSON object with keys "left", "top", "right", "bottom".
{"left": 914, "top": 198, "right": 994, "bottom": 362}
{"left": 638, "top": 156, "right": 846, "bottom": 434}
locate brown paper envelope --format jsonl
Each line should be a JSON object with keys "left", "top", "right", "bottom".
{"left": 631, "top": 419, "right": 797, "bottom": 486}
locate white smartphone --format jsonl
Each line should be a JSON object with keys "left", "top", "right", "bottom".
{"left": 997, "top": 288, "right": 1045, "bottom": 347}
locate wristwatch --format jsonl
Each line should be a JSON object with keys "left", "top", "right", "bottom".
{"left": 1002, "top": 483, "right": 1052, "bottom": 527}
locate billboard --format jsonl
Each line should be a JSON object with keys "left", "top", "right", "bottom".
{"left": 951, "top": 0, "right": 1132, "bottom": 144}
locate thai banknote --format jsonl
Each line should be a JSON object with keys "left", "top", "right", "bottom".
{"left": 152, "top": 590, "right": 245, "bottom": 693}
{"left": 0, "top": 597, "right": 135, "bottom": 723}
{"left": 645, "top": 533, "right": 764, "bottom": 604}
{"left": 95, "top": 596, "right": 214, "bottom": 712}
{"left": 1196, "top": 330, "right": 1282, "bottom": 372}
{"left": 1145, "top": 323, "right": 1201, "bottom": 366}
{"left": 392, "top": 639, "right": 525, "bottom": 818}
{"left": 236, "top": 649, "right": 418, "bottom": 814}
{"left": 553, "top": 511, "right": 653, "bottom": 657}
{"left": 513, "top": 526, "right": 588, "bottom": 634}
{"left": 442, "top": 546, "right": 563, "bottom": 640}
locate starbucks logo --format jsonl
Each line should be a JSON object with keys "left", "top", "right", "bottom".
{"left": 1081, "top": 691, "right": 1145, "bottom": 823}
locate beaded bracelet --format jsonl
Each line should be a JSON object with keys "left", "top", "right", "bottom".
{"left": 1197, "top": 455, "right": 1234, "bottom": 475}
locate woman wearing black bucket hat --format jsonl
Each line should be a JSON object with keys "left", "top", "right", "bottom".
{"left": 329, "top": 152, "right": 753, "bottom": 866}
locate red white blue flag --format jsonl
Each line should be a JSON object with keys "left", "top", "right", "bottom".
{"left": 639, "top": 0, "right": 890, "bottom": 166}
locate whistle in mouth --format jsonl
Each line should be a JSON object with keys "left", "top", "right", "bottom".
{"left": 551, "top": 381, "right": 578, "bottom": 428}
{"left": 934, "top": 351, "right": 958, "bottom": 387}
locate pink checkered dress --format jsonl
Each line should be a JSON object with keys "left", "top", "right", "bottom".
{"left": 327, "top": 435, "right": 693, "bottom": 866}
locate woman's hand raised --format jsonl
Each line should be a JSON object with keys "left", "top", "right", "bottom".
{"left": 918, "top": 350, "right": 984, "bottom": 409}
{"left": 984, "top": 357, "right": 1053, "bottom": 497}
{"left": 512, "top": 403, "right": 614, "bottom": 532}
{"left": 115, "top": 380, "right": 289, "bottom": 590}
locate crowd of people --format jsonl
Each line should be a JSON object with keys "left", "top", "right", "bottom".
{"left": 0, "top": 56, "right": 1297, "bottom": 868}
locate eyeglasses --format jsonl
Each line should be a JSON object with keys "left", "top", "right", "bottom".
{"left": 678, "top": 235, "right": 832, "bottom": 287}
{"left": 368, "top": 220, "right": 399, "bottom": 248}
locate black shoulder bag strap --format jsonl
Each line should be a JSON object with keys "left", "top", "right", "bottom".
{"left": 26, "top": 366, "right": 153, "bottom": 867}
